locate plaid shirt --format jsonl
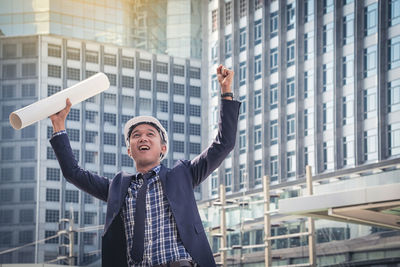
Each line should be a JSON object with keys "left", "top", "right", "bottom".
{"left": 121, "top": 165, "right": 192, "bottom": 266}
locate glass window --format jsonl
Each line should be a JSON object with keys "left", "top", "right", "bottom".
{"left": 173, "top": 122, "right": 184, "bottom": 134}
{"left": 239, "top": 96, "right": 246, "bottom": 120}
{"left": 105, "top": 73, "right": 116, "bottom": 86}
{"left": 104, "top": 132, "right": 116, "bottom": 145}
{"left": 189, "top": 67, "right": 200, "bottom": 79}
{"left": 287, "top": 77, "right": 295, "bottom": 103}
{"left": 342, "top": 55, "right": 354, "bottom": 85}
{"left": 122, "top": 56, "right": 134, "bottom": 69}
{"left": 254, "top": 20, "right": 262, "bottom": 45}
{"left": 48, "top": 65, "right": 61, "bottom": 78}
{"left": 46, "top": 168, "right": 60, "bottom": 181}
{"left": 304, "top": 0, "right": 314, "bottom": 22}
{"left": 364, "top": 45, "right": 377, "bottom": 77}
{"left": 239, "top": 130, "right": 246, "bottom": 153}
{"left": 3, "top": 43, "right": 16, "bottom": 58}
{"left": 122, "top": 76, "right": 134, "bottom": 88}
{"left": 156, "top": 81, "right": 168, "bottom": 93}
{"left": 20, "top": 188, "right": 34, "bottom": 201}
{"left": 85, "top": 151, "right": 96, "bottom": 164}
{"left": 363, "top": 130, "right": 377, "bottom": 161}
{"left": 104, "top": 113, "right": 116, "bottom": 125}
{"left": 48, "top": 44, "right": 61, "bottom": 58}
{"left": 388, "top": 79, "right": 400, "bottom": 112}
{"left": 84, "top": 212, "right": 96, "bottom": 225}
{"left": 343, "top": 13, "right": 354, "bottom": 45}
{"left": 254, "top": 125, "right": 262, "bottom": 148}
{"left": 304, "top": 31, "right": 314, "bottom": 61}
{"left": 46, "top": 188, "right": 60, "bottom": 202}
{"left": 67, "top": 47, "right": 80, "bottom": 61}
{"left": 322, "top": 63, "right": 333, "bottom": 92}
{"left": 19, "top": 230, "right": 33, "bottom": 244}
{"left": 286, "top": 151, "right": 296, "bottom": 178}
{"left": 22, "top": 63, "right": 36, "bottom": 77}
{"left": 323, "top": 0, "right": 334, "bottom": 14}
{"left": 322, "top": 102, "right": 333, "bottom": 131}
{"left": 173, "top": 64, "right": 184, "bottom": 77}
{"left": 239, "top": 164, "right": 246, "bottom": 189}
{"left": 254, "top": 90, "right": 262, "bottom": 113}
{"left": 254, "top": 55, "right": 262, "bottom": 79}
{"left": 224, "top": 169, "right": 232, "bottom": 192}
{"left": 173, "top": 83, "right": 184, "bottom": 95}
{"left": 2, "top": 64, "right": 16, "bottom": 78}
{"left": 390, "top": 0, "right": 400, "bottom": 26}
{"left": 270, "top": 48, "right": 278, "bottom": 73}
{"left": 254, "top": 160, "right": 262, "bottom": 185}
{"left": 323, "top": 23, "right": 333, "bottom": 53}
{"left": 363, "top": 88, "right": 377, "bottom": 119}
{"left": 304, "top": 109, "right": 309, "bottom": 136}
{"left": 65, "top": 190, "right": 79, "bottom": 203}
{"left": 270, "top": 12, "right": 278, "bottom": 38}
{"left": 239, "top": 62, "right": 246, "bottom": 85}
{"left": 104, "top": 152, "right": 116, "bottom": 165}
{"left": 67, "top": 68, "right": 80, "bottom": 80}
{"left": 270, "top": 156, "right": 278, "bottom": 182}
{"left": 139, "top": 59, "right": 151, "bottom": 72}
{"left": 225, "top": 34, "right": 232, "bottom": 57}
{"left": 304, "top": 70, "right": 314, "bottom": 98}
{"left": 19, "top": 209, "right": 34, "bottom": 223}
{"left": 157, "top": 100, "right": 168, "bottom": 113}
{"left": 189, "top": 86, "right": 200, "bottom": 97}
{"left": 212, "top": 9, "right": 218, "bottom": 32}
{"left": 189, "top": 143, "right": 201, "bottom": 154}
{"left": 2, "top": 125, "right": 14, "bottom": 139}
{"left": 240, "top": 28, "right": 246, "bottom": 51}
{"left": 287, "top": 114, "right": 295, "bottom": 140}
{"left": 174, "top": 103, "right": 185, "bottom": 115}
{"left": 190, "top": 105, "right": 200, "bottom": 117}
{"left": 270, "top": 119, "right": 278, "bottom": 145}
{"left": 342, "top": 96, "right": 354, "bottom": 125}
{"left": 388, "top": 123, "right": 400, "bottom": 156}
{"left": 104, "top": 53, "right": 116, "bottom": 66}
{"left": 86, "top": 50, "right": 98, "bottom": 63}
{"left": 270, "top": 83, "right": 278, "bottom": 109}
{"left": 1, "top": 168, "right": 13, "bottom": 182}
{"left": 21, "top": 146, "right": 35, "bottom": 160}
{"left": 287, "top": 40, "right": 295, "bottom": 67}
{"left": 287, "top": 3, "right": 296, "bottom": 30}
{"left": 139, "top": 78, "right": 151, "bottom": 91}
{"left": 22, "top": 83, "right": 36, "bottom": 97}
{"left": 67, "top": 109, "right": 80, "bottom": 121}
{"left": 173, "top": 141, "right": 184, "bottom": 153}
{"left": 364, "top": 3, "right": 378, "bottom": 36}
{"left": 45, "top": 231, "right": 59, "bottom": 244}
{"left": 225, "top": 2, "right": 232, "bottom": 25}
{"left": 189, "top": 124, "right": 200, "bottom": 136}
{"left": 389, "top": 35, "right": 400, "bottom": 70}
{"left": 240, "top": 0, "right": 247, "bottom": 18}
{"left": 255, "top": 0, "right": 263, "bottom": 10}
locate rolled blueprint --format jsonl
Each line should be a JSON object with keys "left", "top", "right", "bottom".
{"left": 9, "top": 72, "right": 110, "bottom": 130}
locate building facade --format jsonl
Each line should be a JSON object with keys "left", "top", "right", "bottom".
{"left": 199, "top": 0, "right": 400, "bottom": 266}
{"left": 0, "top": 0, "right": 202, "bottom": 59}
{"left": 0, "top": 34, "right": 202, "bottom": 264}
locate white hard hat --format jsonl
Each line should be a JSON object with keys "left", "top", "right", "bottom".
{"left": 123, "top": 116, "right": 168, "bottom": 160}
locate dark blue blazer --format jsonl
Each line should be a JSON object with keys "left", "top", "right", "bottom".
{"left": 50, "top": 100, "right": 240, "bottom": 267}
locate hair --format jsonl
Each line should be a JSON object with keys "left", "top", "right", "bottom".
{"left": 127, "top": 122, "right": 167, "bottom": 146}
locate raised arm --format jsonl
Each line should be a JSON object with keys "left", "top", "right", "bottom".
{"left": 49, "top": 99, "right": 110, "bottom": 201}
{"left": 189, "top": 65, "right": 240, "bottom": 186}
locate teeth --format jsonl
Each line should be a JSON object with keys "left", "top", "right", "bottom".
{"left": 139, "top": 146, "right": 149, "bottom": 151}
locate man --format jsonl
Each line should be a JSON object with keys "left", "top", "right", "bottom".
{"left": 49, "top": 65, "right": 240, "bottom": 267}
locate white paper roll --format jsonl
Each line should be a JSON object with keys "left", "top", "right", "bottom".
{"left": 10, "top": 72, "right": 110, "bottom": 130}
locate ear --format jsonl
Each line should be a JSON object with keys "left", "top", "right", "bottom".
{"left": 161, "top": 144, "right": 167, "bottom": 155}
{"left": 127, "top": 147, "right": 132, "bottom": 158}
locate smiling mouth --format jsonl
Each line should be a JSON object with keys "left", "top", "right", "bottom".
{"left": 139, "top": 145, "right": 150, "bottom": 151}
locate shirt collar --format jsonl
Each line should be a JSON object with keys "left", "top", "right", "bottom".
{"left": 134, "top": 164, "right": 161, "bottom": 181}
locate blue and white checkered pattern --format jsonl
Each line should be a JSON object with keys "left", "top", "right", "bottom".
{"left": 121, "top": 165, "right": 192, "bottom": 266}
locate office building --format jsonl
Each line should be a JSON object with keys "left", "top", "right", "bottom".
{"left": 0, "top": 0, "right": 202, "bottom": 59}
{"left": 198, "top": 0, "right": 400, "bottom": 266}
{"left": 0, "top": 34, "right": 202, "bottom": 264}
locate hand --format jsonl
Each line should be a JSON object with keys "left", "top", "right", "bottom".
{"left": 217, "top": 64, "right": 234, "bottom": 94}
{"left": 49, "top": 98, "right": 72, "bottom": 132}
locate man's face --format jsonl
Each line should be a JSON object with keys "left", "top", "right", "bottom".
{"left": 127, "top": 124, "right": 167, "bottom": 168}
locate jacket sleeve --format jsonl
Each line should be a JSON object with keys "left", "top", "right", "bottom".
{"left": 50, "top": 133, "right": 110, "bottom": 202}
{"left": 189, "top": 99, "right": 241, "bottom": 187}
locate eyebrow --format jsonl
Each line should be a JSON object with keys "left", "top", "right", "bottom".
{"left": 132, "top": 128, "right": 157, "bottom": 135}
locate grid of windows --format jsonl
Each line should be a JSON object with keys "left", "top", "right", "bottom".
{"left": 270, "top": 83, "right": 278, "bottom": 109}
{"left": 104, "top": 113, "right": 116, "bottom": 125}
{"left": 254, "top": 55, "right": 261, "bottom": 79}
{"left": 45, "top": 210, "right": 59, "bottom": 223}
{"left": 19, "top": 209, "right": 33, "bottom": 223}
{"left": 323, "top": 23, "right": 333, "bottom": 53}
{"left": 67, "top": 128, "right": 80, "bottom": 142}
{"left": 85, "top": 131, "right": 98, "bottom": 143}
{"left": 189, "top": 124, "right": 200, "bottom": 136}
{"left": 86, "top": 111, "right": 98, "bottom": 123}
{"left": 239, "top": 0, "right": 247, "bottom": 18}
{"left": 189, "top": 67, "right": 200, "bottom": 79}
{"left": 22, "top": 63, "right": 36, "bottom": 77}
{"left": 240, "top": 28, "right": 246, "bottom": 51}
{"left": 173, "top": 141, "right": 184, "bottom": 153}
{"left": 46, "top": 188, "right": 60, "bottom": 202}
{"left": 189, "top": 105, "right": 200, "bottom": 117}
{"left": 122, "top": 56, "right": 134, "bottom": 69}
{"left": 104, "top": 153, "right": 116, "bottom": 165}
{"left": 48, "top": 44, "right": 61, "bottom": 57}
{"left": 270, "top": 48, "right": 278, "bottom": 73}
{"left": 67, "top": 47, "right": 80, "bottom": 61}
{"left": 2, "top": 64, "right": 16, "bottom": 78}
{"left": 1, "top": 168, "right": 13, "bottom": 182}
{"left": 86, "top": 50, "right": 98, "bottom": 63}
{"left": 67, "top": 67, "right": 80, "bottom": 80}
{"left": 304, "top": 0, "right": 314, "bottom": 22}
{"left": 225, "top": 2, "right": 232, "bottom": 25}
{"left": 286, "top": 78, "right": 295, "bottom": 103}
{"left": 173, "top": 64, "right": 184, "bottom": 76}
{"left": 174, "top": 103, "right": 185, "bottom": 115}
{"left": 254, "top": 125, "right": 262, "bottom": 148}
{"left": 104, "top": 53, "right": 116, "bottom": 66}
{"left": 21, "top": 125, "right": 35, "bottom": 138}
{"left": 173, "top": 83, "right": 185, "bottom": 95}
{"left": 343, "top": 13, "right": 354, "bottom": 45}
{"left": 189, "top": 86, "right": 200, "bottom": 97}
{"left": 84, "top": 212, "right": 96, "bottom": 224}
{"left": 365, "top": 3, "right": 378, "bottom": 36}
{"left": 287, "top": 114, "right": 296, "bottom": 141}
{"left": 225, "top": 34, "right": 232, "bottom": 58}
{"left": 189, "top": 143, "right": 201, "bottom": 154}
{"left": 47, "top": 168, "right": 60, "bottom": 181}
{"left": 22, "top": 83, "right": 36, "bottom": 97}
{"left": 390, "top": 0, "right": 400, "bottom": 26}
{"left": 106, "top": 73, "right": 117, "bottom": 86}
{"left": 270, "top": 120, "right": 278, "bottom": 145}
{"left": 139, "top": 98, "right": 151, "bottom": 111}
{"left": 47, "top": 147, "right": 56, "bottom": 160}
{"left": 20, "top": 188, "right": 34, "bottom": 201}
{"left": 156, "top": 62, "right": 168, "bottom": 74}
{"left": 212, "top": 10, "right": 218, "bottom": 32}
{"left": 173, "top": 122, "right": 184, "bottom": 134}
{"left": 48, "top": 64, "right": 61, "bottom": 78}
{"left": 20, "top": 146, "right": 35, "bottom": 160}
{"left": 45, "top": 231, "right": 59, "bottom": 244}
{"left": 287, "top": 3, "right": 295, "bottom": 30}
{"left": 65, "top": 190, "right": 79, "bottom": 203}
{"left": 156, "top": 81, "right": 168, "bottom": 93}
{"left": 139, "top": 78, "right": 151, "bottom": 91}
{"left": 67, "top": 109, "right": 80, "bottom": 121}
{"left": 85, "top": 151, "right": 96, "bottom": 164}
{"left": 84, "top": 193, "right": 94, "bottom": 204}
{"left": 388, "top": 79, "right": 400, "bottom": 112}
{"left": 139, "top": 59, "right": 151, "bottom": 72}
{"left": 122, "top": 76, "right": 134, "bottom": 88}
{"left": 389, "top": 35, "right": 400, "bottom": 70}
{"left": 0, "top": 210, "right": 13, "bottom": 224}
{"left": 104, "top": 132, "right": 116, "bottom": 145}
{"left": 122, "top": 154, "right": 133, "bottom": 167}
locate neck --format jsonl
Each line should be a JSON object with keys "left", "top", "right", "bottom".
{"left": 136, "top": 162, "right": 160, "bottom": 174}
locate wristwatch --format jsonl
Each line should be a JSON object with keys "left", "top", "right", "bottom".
{"left": 221, "top": 92, "right": 234, "bottom": 99}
